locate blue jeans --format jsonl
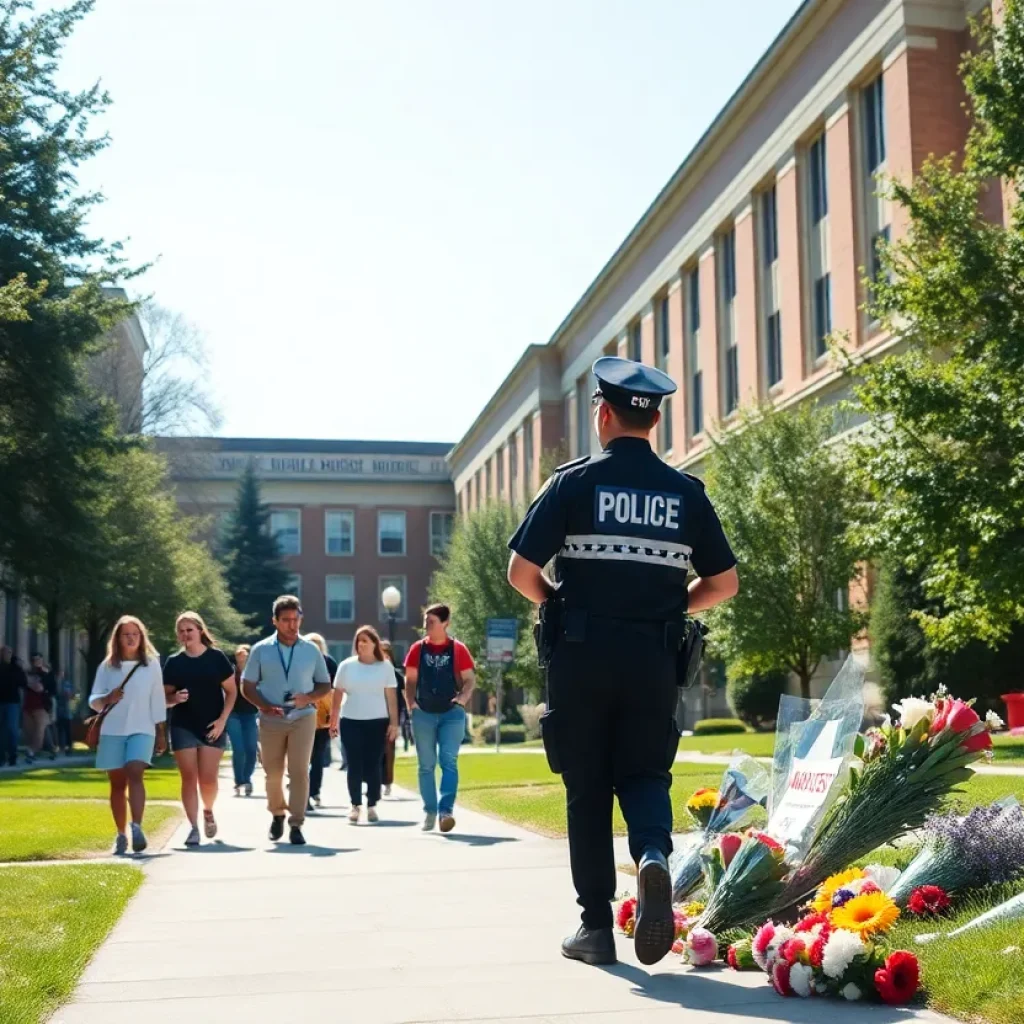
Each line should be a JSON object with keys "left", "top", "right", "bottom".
{"left": 0, "top": 703, "right": 20, "bottom": 764}
{"left": 225, "top": 712, "right": 259, "bottom": 787}
{"left": 412, "top": 705, "right": 465, "bottom": 815}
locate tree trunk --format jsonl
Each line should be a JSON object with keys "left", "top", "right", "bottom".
{"left": 82, "top": 611, "right": 108, "bottom": 701}
{"left": 46, "top": 599, "right": 62, "bottom": 676}
{"left": 797, "top": 670, "right": 812, "bottom": 701}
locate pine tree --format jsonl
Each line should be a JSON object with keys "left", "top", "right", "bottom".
{"left": 220, "top": 463, "right": 292, "bottom": 640}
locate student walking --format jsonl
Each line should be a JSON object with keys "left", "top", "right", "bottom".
{"left": 163, "top": 612, "right": 237, "bottom": 847}
{"left": 88, "top": 616, "right": 167, "bottom": 855}
{"left": 0, "top": 646, "right": 26, "bottom": 766}
{"left": 23, "top": 653, "right": 57, "bottom": 763}
{"left": 242, "top": 595, "right": 331, "bottom": 845}
{"left": 379, "top": 640, "right": 407, "bottom": 796}
{"left": 55, "top": 671, "right": 75, "bottom": 755}
{"left": 302, "top": 633, "right": 337, "bottom": 810}
{"left": 330, "top": 626, "right": 398, "bottom": 824}
{"left": 405, "top": 604, "right": 476, "bottom": 833}
{"left": 224, "top": 645, "right": 259, "bottom": 797}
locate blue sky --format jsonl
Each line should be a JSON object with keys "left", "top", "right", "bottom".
{"left": 63, "top": 0, "right": 802, "bottom": 443}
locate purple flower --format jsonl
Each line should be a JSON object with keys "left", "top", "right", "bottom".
{"left": 924, "top": 801, "right": 1024, "bottom": 885}
{"left": 832, "top": 888, "right": 856, "bottom": 908}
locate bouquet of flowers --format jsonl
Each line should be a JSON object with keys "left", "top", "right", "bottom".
{"left": 887, "top": 798, "right": 1024, "bottom": 909}
{"left": 669, "top": 755, "right": 769, "bottom": 902}
{"left": 731, "top": 869, "right": 921, "bottom": 1005}
{"left": 916, "top": 889, "right": 1024, "bottom": 945}
{"left": 768, "top": 689, "right": 1000, "bottom": 920}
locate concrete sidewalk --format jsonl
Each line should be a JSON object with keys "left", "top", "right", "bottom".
{"left": 55, "top": 764, "right": 953, "bottom": 1024}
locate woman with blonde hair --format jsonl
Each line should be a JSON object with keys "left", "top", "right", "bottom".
{"left": 303, "top": 633, "right": 337, "bottom": 810}
{"left": 163, "top": 612, "right": 236, "bottom": 846}
{"left": 330, "top": 625, "right": 398, "bottom": 823}
{"left": 88, "top": 615, "right": 167, "bottom": 855}
{"left": 225, "top": 644, "right": 259, "bottom": 797}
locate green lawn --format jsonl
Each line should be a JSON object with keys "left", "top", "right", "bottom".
{"left": 0, "top": 800, "right": 180, "bottom": 862}
{"left": 992, "top": 734, "right": 1024, "bottom": 762}
{"left": 0, "top": 759, "right": 182, "bottom": 801}
{"left": 677, "top": 731, "right": 776, "bottom": 757}
{"left": 0, "top": 863, "right": 143, "bottom": 1024}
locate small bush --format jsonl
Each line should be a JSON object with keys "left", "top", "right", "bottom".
{"left": 518, "top": 703, "right": 546, "bottom": 741}
{"left": 693, "top": 717, "right": 747, "bottom": 736}
{"left": 479, "top": 722, "right": 527, "bottom": 744}
{"left": 727, "top": 670, "right": 788, "bottom": 730}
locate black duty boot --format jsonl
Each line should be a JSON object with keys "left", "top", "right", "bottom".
{"left": 634, "top": 848, "right": 674, "bottom": 966}
{"left": 561, "top": 925, "right": 617, "bottom": 966}
{"left": 268, "top": 815, "right": 285, "bottom": 841}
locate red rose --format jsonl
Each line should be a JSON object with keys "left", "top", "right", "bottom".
{"left": 751, "top": 830, "right": 784, "bottom": 855}
{"left": 794, "top": 912, "right": 829, "bottom": 933}
{"left": 961, "top": 728, "right": 993, "bottom": 754}
{"left": 719, "top": 832, "right": 743, "bottom": 868}
{"left": 726, "top": 946, "right": 738, "bottom": 970}
{"left": 874, "top": 951, "right": 920, "bottom": 1005}
{"left": 779, "top": 938, "right": 806, "bottom": 965}
{"left": 908, "top": 885, "right": 950, "bottom": 917}
{"left": 945, "top": 699, "right": 979, "bottom": 734}
{"left": 931, "top": 698, "right": 950, "bottom": 734}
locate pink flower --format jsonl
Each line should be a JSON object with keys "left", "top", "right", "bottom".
{"left": 685, "top": 927, "right": 719, "bottom": 967}
{"left": 946, "top": 700, "right": 980, "bottom": 734}
{"left": 931, "top": 698, "right": 950, "bottom": 733}
{"left": 752, "top": 921, "right": 776, "bottom": 971}
{"left": 671, "top": 938, "right": 685, "bottom": 955}
{"left": 962, "top": 728, "right": 993, "bottom": 754}
{"left": 719, "top": 832, "right": 743, "bottom": 868}
{"left": 615, "top": 897, "right": 636, "bottom": 937}
{"left": 771, "top": 960, "right": 794, "bottom": 996}
{"left": 778, "top": 938, "right": 807, "bottom": 965}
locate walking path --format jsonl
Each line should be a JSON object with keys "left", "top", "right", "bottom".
{"left": 54, "top": 764, "right": 954, "bottom": 1024}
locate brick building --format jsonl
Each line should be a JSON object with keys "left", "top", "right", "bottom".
{"left": 161, "top": 438, "right": 456, "bottom": 666}
{"left": 448, "top": 0, "right": 1003, "bottom": 703}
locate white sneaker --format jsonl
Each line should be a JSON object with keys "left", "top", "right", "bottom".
{"left": 348, "top": 806, "right": 361, "bottom": 824}
{"left": 383, "top": 784, "right": 392, "bottom": 797}
{"left": 367, "top": 806, "right": 379, "bottom": 823}
{"left": 422, "top": 813, "right": 436, "bottom": 831}
{"left": 130, "top": 822, "right": 147, "bottom": 853}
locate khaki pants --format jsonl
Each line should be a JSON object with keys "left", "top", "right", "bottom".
{"left": 259, "top": 712, "right": 317, "bottom": 827}
{"left": 24, "top": 709, "right": 50, "bottom": 753}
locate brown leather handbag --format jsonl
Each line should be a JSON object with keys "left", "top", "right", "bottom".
{"left": 84, "top": 663, "right": 143, "bottom": 750}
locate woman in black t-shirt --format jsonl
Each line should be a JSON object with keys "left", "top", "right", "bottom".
{"left": 163, "top": 611, "right": 236, "bottom": 847}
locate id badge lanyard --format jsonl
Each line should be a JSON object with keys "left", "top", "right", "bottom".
{"left": 276, "top": 639, "right": 295, "bottom": 681}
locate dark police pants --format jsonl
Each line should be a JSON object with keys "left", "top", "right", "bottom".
{"left": 545, "top": 625, "right": 679, "bottom": 931}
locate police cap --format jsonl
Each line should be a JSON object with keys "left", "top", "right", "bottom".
{"left": 591, "top": 356, "right": 677, "bottom": 412}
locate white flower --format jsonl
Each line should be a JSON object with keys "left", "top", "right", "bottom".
{"left": 986, "top": 710, "right": 1005, "bottom": 731}
{"left": 892, "top": 697, "right": 935, "bottom": 730}
{"left": 841, "top": 982, "right": 862, "bottom": 1001}
{"left": 881, "top": 714, "right": 892, "bottom": 730}
{"left": 864, "top": 863, "right": 902, "bottom": 892}
{"left": 789, "top": 963, "right": 814, "bottom": 998}
{"left": 822, "top": 929, "right": 866, "bottom": 980}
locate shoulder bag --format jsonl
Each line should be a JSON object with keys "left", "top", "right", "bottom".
{"left": 84, "top": 663, "right": 143, "bottom": 750}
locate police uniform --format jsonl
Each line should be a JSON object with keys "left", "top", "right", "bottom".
{"left": 508, "top": 357, "right": 735, "bottom": 966}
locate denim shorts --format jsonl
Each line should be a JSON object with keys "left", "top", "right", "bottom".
{"left": 170, "top": 725, "right": 227, "bottom": 751}
{"left": 95, "top": 733, "right": 155, "bottom": 770}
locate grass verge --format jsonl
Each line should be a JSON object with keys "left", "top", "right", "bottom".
{"left": 0, "top": 800, "right": 180, "bottom": 862}
{"left": 0, "top": 863, "right": 143, "bottom": 1024}
{"left": 0, "top": 759, "right": 182, "bottom": 801}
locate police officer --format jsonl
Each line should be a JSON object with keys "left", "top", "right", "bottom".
{"left": 507, "top": 356, "right": 738, "bottom": 967}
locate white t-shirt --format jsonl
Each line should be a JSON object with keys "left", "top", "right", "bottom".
{"left": 89, "top": 660, "right": 166, "bottom": 737}
{"left": 333, "top": 657, "right": 396, "bottom": 721}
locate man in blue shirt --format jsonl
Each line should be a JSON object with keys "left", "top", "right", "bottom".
{"left": 242, "top": 595, "right": 331, "bottom": 845}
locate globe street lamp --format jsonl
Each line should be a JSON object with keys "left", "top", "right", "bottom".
{"left": 381, "top": 585, "right": 402, "bottom": 645}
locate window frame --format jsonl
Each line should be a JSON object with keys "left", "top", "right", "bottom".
{"left": 324, "top": 509, "right": 355, "bottom": 557}
{"left": 684, "top": 266, "right": 703, "bottom": 438}
{"left": 377, "top": 510, "right": 407, "bottom": 557}
{"left": 718, "top": 229, "right": 739, "bottom": 416}
{"left": 325, "top": 574, "right": 355, "bottom": 623}
{"left": 269, "top": 508, "right": 301, "bottom": 556}
{"left": 429, "top": 510, "right": 455, "bottom": 557}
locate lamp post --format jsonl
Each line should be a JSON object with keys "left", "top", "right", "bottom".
{"left": 381, "top": 585, "right": 402, "bottom": 646}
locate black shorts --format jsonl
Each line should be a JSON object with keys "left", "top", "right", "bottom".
{"left": 170, "top": 725, "right": 228, "bottom": 751}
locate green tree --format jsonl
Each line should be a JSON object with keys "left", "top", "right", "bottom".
{"left": 726, "top": 670, "right": 788, "bottom": 730}
{"left": 870, "top": 560, "right": 1023, "bottom": 717}
{"left": 853, "top": 1, "right": 1024, "bottom": 650}
{"left": 703, "top": 402, "right": 866, "bottom": 699}
{"left": 429, "top": 503, "right": 542, "bottom": 704}
{"left": 219, "top": 463, "right": 292, "bottom": 641}
{"left": 75, "top": 447, "right": 245, "bottom": 686}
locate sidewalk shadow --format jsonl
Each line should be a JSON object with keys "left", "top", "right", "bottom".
{"left": 438, "top": 833, "right": 518, "bottom": 847}
{"left": 366, "top": 820, "right": 417, "bottom": 828}
{"left": 267, "top": 845, "right": 355, "bottom": 858}
{"left": 598, "top": 963, "right": 918, "bottom": 1023}
{"left": 182, "top": 842, "right": 256, "bottom": 853}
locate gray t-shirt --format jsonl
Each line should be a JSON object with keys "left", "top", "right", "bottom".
{"left": 242, "top": 635, "right": 330, "bottom": 720}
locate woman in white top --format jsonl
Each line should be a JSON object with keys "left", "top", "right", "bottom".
{"left": 88, "top": 615, "right": 168, "bottom": 856}
{"left": 329, "top": 625, "right": 397, "bottom": 823}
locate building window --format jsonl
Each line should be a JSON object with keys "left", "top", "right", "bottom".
{"left": 685, "top": 267, "right": 702, "bottom": 436}
{"left": 270, "top": 509, "right": 300, "bottom": 556}
{"left": 485, "top": 460, "right": 492, "bottom": 502}
{"left": 659, "top": 397, "right": 674, "bottom": 454}
{"left": 285, "top": 574, "right": 302, "bottom": 600}
{"left": 862, "top": 75, "right": 890, "bottom": 301}
{"left": 629, "top": 320, "right": 642, "bottom": 362}
{"left": 760, "top": 186, "right": 783, "bottom": 389}
{"left": 328, "top": 641, "right": 351, "bottom": 664}
{"left": 325, "top": 576, "right": 355, "bottom": 623}
{"left": 508, "top": 432, "right": 518, "bottom": 502}
{"left": 496, "top": 446, "right": 505, "bottom": 496}
{"left": 325, "top": 510, "right": 354, "bottom": 555}
{"left": 430, "top": 511, "right": 455, "bottom": 556}
{"left": 806, "top": 132, "right": 832, "bottom": 360}
{"left": 576, "top": 373, "right": 590, "bottom": 457}
{"left": 656, "top": 295, "right": 670, "bottom": 368}
{"left": 378, "top": 575, "right": 407, "bottom": 621}
{"left": 719, "top": 229, "right": 739, "bottom": 414}
{"left": 377, "top": 511, "right": 406, "bottom": 556}
{"left": 523, "top": 415, "right": 534, "bottom": 495}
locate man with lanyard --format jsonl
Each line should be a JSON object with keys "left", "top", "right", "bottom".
{"left": 507, "top": 357, "right": 738, "bottom": 968}
{"left": 242, "top": 595, "right": 331, "bottom": 845}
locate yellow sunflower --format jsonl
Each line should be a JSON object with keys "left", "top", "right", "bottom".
{"left": 686, "top": 788, "right": 720, "bottom": 827}
{"left": 829, "top": 891, "right": 901, "bottom": 937}
{"left": 810, "top": 867, "right": 866, "bottom": 913}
